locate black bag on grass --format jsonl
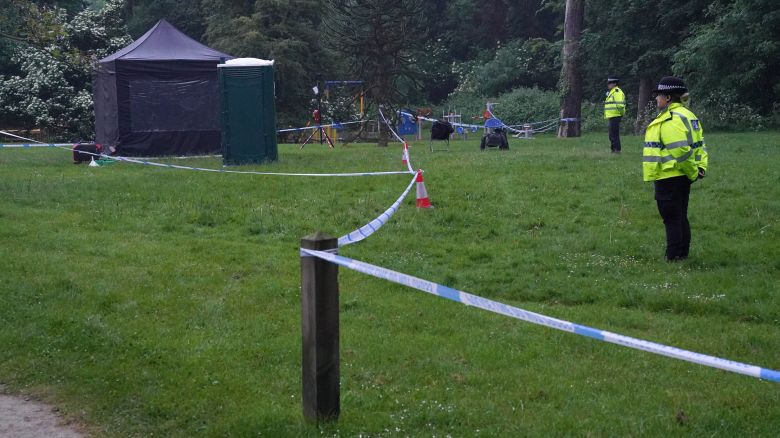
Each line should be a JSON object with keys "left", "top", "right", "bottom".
{"left": 72, "top": 143, "right": 103, "bottom": 163}
{"left": 431, "top": 120, "right": 454, "bottom": 140}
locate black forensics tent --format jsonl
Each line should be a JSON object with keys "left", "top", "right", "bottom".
{"left": 93, "top": 19, "right": 233, "bottom": 156}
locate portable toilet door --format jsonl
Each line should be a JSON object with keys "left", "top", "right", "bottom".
{"left": 218, "top": 58, "right": 277, "bottom": 164}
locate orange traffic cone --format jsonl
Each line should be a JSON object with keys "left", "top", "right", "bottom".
{"left": 402, "top": 141, "right": 409, "bottom": 165}
{"left": 415, "top": 169, "right": 432, "bottom": 208}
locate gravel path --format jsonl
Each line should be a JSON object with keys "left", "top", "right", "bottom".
{"left": 0, "top": 386, "right": 84, "bottom": 437}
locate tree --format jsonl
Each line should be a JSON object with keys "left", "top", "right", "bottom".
{"left": 413, "top": 0, "right": 562, "bottom": 103}
{"left": 673, "top": 0, "right": 780, "bottom": 116}
{"left": 0, "top": 0, "right": 131, "bottom": 138}
{"left": 582, "top": 0, "right": 712, "bottom": 132}
{"left": 455, "top": 38, "right": 561, "bottom": 97}
{"left": 202, "top": 0, "right": 329, "bottom": 127}
{"left": 125, "top": 0, "right": 206, "bottom": 39}
{"left": 323, "top": 0, "right": 425, "bottom": 146}
{"left": 557, "top": 0, "right": 583, "bottom": 137}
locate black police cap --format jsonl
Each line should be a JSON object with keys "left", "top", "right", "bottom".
{"left": 653, "top": 76, "right": 688, "bottom": 94}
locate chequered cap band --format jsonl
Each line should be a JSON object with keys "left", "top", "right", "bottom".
{"left": 656, "top": 84, "right": 686, "bottom": 91}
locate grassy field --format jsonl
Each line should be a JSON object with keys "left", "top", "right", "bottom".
{"left": 1, "top": 131, "right": 779, "bottom": 436}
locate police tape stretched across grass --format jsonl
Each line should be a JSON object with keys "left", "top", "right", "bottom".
{"left": 0, "top": 129, "right": 412, "bottom": 177}
{"left": 338, "top": 173, "right": 417, "bottom": 247}
{"left": 300, "top": 247, "right": 780, "bottom": 383}
{"left": 2, "top": 128, "right": 421, "bottom": 251}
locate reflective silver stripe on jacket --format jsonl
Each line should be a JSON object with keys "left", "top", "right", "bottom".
{"left": 664, "top": 140, "right": 690, "bottom": 150}
{"left": 643, "top": 155, "right": 675, "bottom": 163}
{"left": 675, "top": 149, "right": 693, "bottom": 162}
{"left": 643, "top": 150, "right": 693, "bottom": 163}
{"left": 695, "top": 146, "right": 707, "bottom": 162}
{"left": 670, "top": 111, "right": 694, "bottom": 145}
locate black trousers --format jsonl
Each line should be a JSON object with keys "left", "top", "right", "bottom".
{"left": 608, "top": 116, "right": 622, "bottom": 152}
{"left": 654, "top": 176, "right": 692, "bottom": 260}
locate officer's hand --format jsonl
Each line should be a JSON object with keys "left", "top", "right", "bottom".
{"left": 697, "top": 168, "right": 706, "bottom": 180}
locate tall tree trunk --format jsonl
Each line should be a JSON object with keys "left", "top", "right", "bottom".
{"left": 557, "top": 0, "right": 584, "bottom": 138}
{"left": 378, "top": 122, "right": 389, "bottom": 146}
{"left": 634, "top": 76, "right": 653, "bottom": 134}
{"left": 375, "top": 78, "right": 391, "bottom": 147}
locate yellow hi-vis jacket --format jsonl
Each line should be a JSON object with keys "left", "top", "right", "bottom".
{"left": 604, "top": 87, "right": 626, "bottom": 118}
{"left": 643, "top": 102, "right": 708, "bottom": 182}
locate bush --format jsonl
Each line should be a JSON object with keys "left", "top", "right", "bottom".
{"left": 494, "top": 87, "right": 560, "bottom": 124}
{"left": 691, "top": 91, "right": 765, "bottom": 131}
{"left": 440, "top": 87, "right": 559, "bottom": 129}
{"left": 0, "top": 0, "right": 131, "bottom": 141}
{"left": 771, "top": 102, "right": 780, "bottom": 129}
{"left": 579, "top": 101, "right": 605, "bottom": 133}
{"left": 452, "top": 39, "right": 560, "bottom": 98}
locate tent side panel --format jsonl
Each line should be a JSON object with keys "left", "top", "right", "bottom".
{"left": 93, "top": 61, "right": 119, "bottom": 146}
{"left": 114, "top": 60, "right": 222, "bottom": 156}
{"left": 121, "top": 130, "right": 221, "bottom": 156}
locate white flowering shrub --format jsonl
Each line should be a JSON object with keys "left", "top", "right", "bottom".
{"left": 0, "top": 0, "right": 131, "bottom": 140}
{"left": 693, "top": 91, "right": 765, "bottom": 131}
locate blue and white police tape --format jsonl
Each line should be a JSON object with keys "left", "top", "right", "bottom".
{"left": 120, "top": 154, "right": 221, "bottom": 160}
{"left": 276, "top": 120, "right": 364, "bottom": 133}
{"left": 506, "top": 117, "right": 560, "bottom": 127}
{"left": 531, "top": 121, "right": 559, "bottom": 133}
{"left": 378, "top": 107, "right": 415, "bottom": 173}
{"left": 107, "top": 155, "right": 411, "bottom": 177}
{"left": 299, "top": 247, "right": 780, "bottom": 383}
{"left": 414, "top": 114, "right": 486, "bottom": 131}
{"left": 484, "top": 108, "right": 530, "bottom": 136}
{"left": 1, "top": 131, "right": 411, "bottom": 177}
{"left": 0, "top": 143, "right": 75, "bottom": 148}
{"left": 338, "top": 173, "right": 417, "bottom": 247}
{"left": 0, "top": 130, "right": 71, "bottom": 146}
{"left": 377, "top": 107, "right": 406, "bottom": 144}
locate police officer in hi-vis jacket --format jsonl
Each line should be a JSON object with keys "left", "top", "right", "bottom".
{"left": 643, "top": 76, "right": 708, "bottom": 261}
{"left": 604, "top": 77, "right": 626, "bottom": 153}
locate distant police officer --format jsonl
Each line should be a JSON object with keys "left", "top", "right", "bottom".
{"left": 643, "top": 76, "right": 708, "bottom": 261}
{"left": 604, "top": 77, "right": 626, "bottom": 153}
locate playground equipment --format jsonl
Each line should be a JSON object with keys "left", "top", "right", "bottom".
{"left": 396, "top": 111, "right": 417, "bottom": 136}
{"left": 298, "top": 80, "right": 365, "bottom": 146}
{"left": 442, "top": 109, "right": 467, "bottom": 140}
{"left": 300, "top": 77, "right": 335, "bottom": 148}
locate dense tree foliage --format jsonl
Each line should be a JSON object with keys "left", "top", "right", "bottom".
{"left": 0, "top": 0, "right": 130, "bottom": 137}
{"left": 126, "top": 0, "right": 206, "bottom": 39}
{"left": 0, "top": 0, "right": 778, "bottom": 141}
{"left": 582, "top": 0, "right": 712, "bottom": 131}
{"left": 673, "top": 0, "right": 780, "bottom": 128}
{"left": 202, "top": 0, "right": 329, "bottom": 126}
{"left": 323, "top": 0, "right": 426, "bottom": 145}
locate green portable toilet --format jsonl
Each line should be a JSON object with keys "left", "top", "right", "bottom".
{"left": 218, "top": 58, "right": 277, "bottom": 164}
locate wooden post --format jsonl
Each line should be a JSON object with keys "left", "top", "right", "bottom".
{"left": 301, "top": 232, "right": 340, "bottom": 422}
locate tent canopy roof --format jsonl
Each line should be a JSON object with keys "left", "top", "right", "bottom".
{"left": 99, "top": 19, "right": 232, "bottom": 63}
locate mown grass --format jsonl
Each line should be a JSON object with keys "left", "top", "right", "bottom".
{"left": 0, "top": 131, "right": 779, "bottom": 436}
